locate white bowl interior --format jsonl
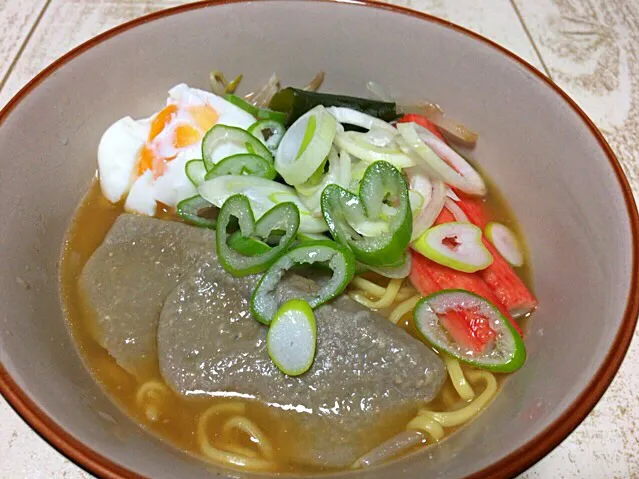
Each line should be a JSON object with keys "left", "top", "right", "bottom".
{"left": 0, "top": 2, "right": 635, "bottom": 478}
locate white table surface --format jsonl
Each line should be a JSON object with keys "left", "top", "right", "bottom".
{"left": 0, "top": 0, "right": 637, "bottom": 477}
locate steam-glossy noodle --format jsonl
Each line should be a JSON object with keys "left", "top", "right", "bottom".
{"left": 196, "top": 403, "right": 275, "bottom": 470}
{"left": 349, "top": 278, "right": 403, "bottom": 309}
{"left": 135, "top": 380, "right": 170, "bottom": 422}
{"left": 405, "top": 365, "right": 496, "bottom": 443}
{"left": 359, "top": 276, "right": 499, "bottom": 444}
{"left": 222, "top": 416, "right": 274, "bottom": 459}
{"left": 420, "top": 369, "right": 497, "bottom": 427}
{"left": 443, "top": 354, "right": 475, "bottom": 401}
{"left": 389, "top": 294, "right": 421, "bottom": 324}
{"left": 349, "top": 276, "right": 416, "bottom": 310}
{"left": 407, "top": 413, "right": 446, "bottom": 442}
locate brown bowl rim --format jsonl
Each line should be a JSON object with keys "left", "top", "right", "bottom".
{"left": 0, "top": 1, "right": 637, "bottom": 478}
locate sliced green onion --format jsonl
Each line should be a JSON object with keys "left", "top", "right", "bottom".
{"left": 298, "top": 157, "right": 328, "bottom": 193}
{"left": 349, "top": 158, "right": 368, "bottom": 192}
{"left": 274, "top": 105, "right": 337, "bottom": 185}
{"left": 267, "top": 299, "right": 317, "bottom": 376}
{"left": 205, "top": 153, "right": 276, "bottom": 180}
{"left": 224, "top": 94, "right": 259, "bottom": 116}
{"left": 185, "top": 159, "right": 207, "bottom": 187}
{"left": 199, "top": 175, "right": 328, "bottom": 233}
{"left": 414, "top": 290, "right": 526, "bottom": 372}
{"left": 216, "top": 194, "right": 299, "bottom": 277}
{"left": 321, "top": 161, "right": 412, "bottom": 267}
{"left": 256, "top": 108, "right": 287, "bottom": 124}
{"left": 485, "top": 222, "right": 524, "bottom": 267}
{"left": 248, "top": 119, "right": 286, "bottom": 153}
{"left": 412, "top": 222, "right": 493, "bottom": 273}
{"left": 294, "top": 148, "right": 344, "bottom": 214}
{"left": 202, "top": 125, "right": 272, "bottom": 171}
{"left": 334, "top": 131, "right": 415, "bottom": 169}
{"left": 250, "top": 240, "right": 355, "bottom": 324}
{"left": 176, "top": 195, "right": 217, "bottom": 228}
{"left": 407, "top": 168, "right": 447, "bottom": 241}
{"left": 396, "top": 122, "right": 486, "bottom": 196}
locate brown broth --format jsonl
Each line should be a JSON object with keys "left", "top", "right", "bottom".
{"left": 60, "top": 177, "right": 532, "bottom": 473}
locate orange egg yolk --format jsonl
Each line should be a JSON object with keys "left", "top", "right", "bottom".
{"left": 137, "top": 104, "right": 218, "bottom": 177}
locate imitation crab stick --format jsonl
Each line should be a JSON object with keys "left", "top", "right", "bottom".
{"left": 453, "top": 194, "right": 537, "bottom": 317}
{"left": 410, "top": 252, "right": 502, "bottom": 352}
{"left": 414, "top": 200, "right": 523, "bottom": 338}
{"left": 481, "top": 241, "right": 537, "bottom": 317}
{"left": 409, "top": 250, "right": 522, "bottom": 335}
{"left": 453, "top": 193, "right": 486, "bottom": 226}
{"left": 409, "top": 251, "right": 487, "bottom": 351}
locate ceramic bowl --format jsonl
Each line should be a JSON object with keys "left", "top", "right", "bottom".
{"left": 0, "top": 1, "right": 637, "bottom": 478}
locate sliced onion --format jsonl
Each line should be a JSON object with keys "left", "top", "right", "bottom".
{"left": 198, "top": 175, "right": 327, "bottom": 233}
{"left": 445, "top": 187, "right": 460, "bottom": 202}
{"left": 337, "top": 150, "right": 352, "bottom": 188}
{"left": 444, "top": 198, "right": 469, "bottom": 222}
{"left": 353, "top": 431, "right": 423, "bottom": 468}
{"left": 349, "top": 158, "right": 368, "bottom": 192}
{"left": 326, "top": 106, "right": 396, "bottom": 132}
{"left": 362, "top": 253, "right": 412, "bottom": 279}
{"left": 417, "top": 101, "right": 478, "bottom": 147}
{"left": 334, "top": 131, "right": 415, "bottom": 169}
{"left": 366, "top": 81, "right": 394, "bottom": 102}
{"left": 365, "top": 128, "right": 397, "bottom": 147}
{"left": 275, "top": 105, "right": 337, "bottom": 185}
{"left": 408, "top": 190, "right": 424, "bottom": 215}
{"left": 396, "top": 122, "right": 486, "bottom": 196}
{"left": 350, "top": 218, "right": 390, "bottom": 237}
{"left": 295, "top": 149, "right": 337, "bottom": 195}
{"left": 407, "top": 168, "right": 446, "bottom": 241}
{"left": 295, "top": 148, "right": 342, "bottom": 213}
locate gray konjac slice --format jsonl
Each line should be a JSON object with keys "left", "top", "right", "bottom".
{"left": 79, "top": 214, "right": 216, "bottom": 376}
{"left": 81, "top": 214, "right": 446, "bottom": 468}
{"left": 159, "top": 272, "right": 446, "bottom": 467}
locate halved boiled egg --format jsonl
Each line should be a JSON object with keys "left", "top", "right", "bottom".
{"left": 97, "top": 84, "right": 256, "bottom": 216}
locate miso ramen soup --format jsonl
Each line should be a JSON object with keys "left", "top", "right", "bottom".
{"left": 60, "top": 76, "right": 536, "bottom": 473}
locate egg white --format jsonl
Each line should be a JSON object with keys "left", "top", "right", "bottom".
{"left": 97, "top": 117, "right": 150, "bottom": 203}
{"left": 125, "top": 170, "right": 156, "bottom": 216}
{"left": 98, "top": 84, "right": 257, "bottom": 215}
